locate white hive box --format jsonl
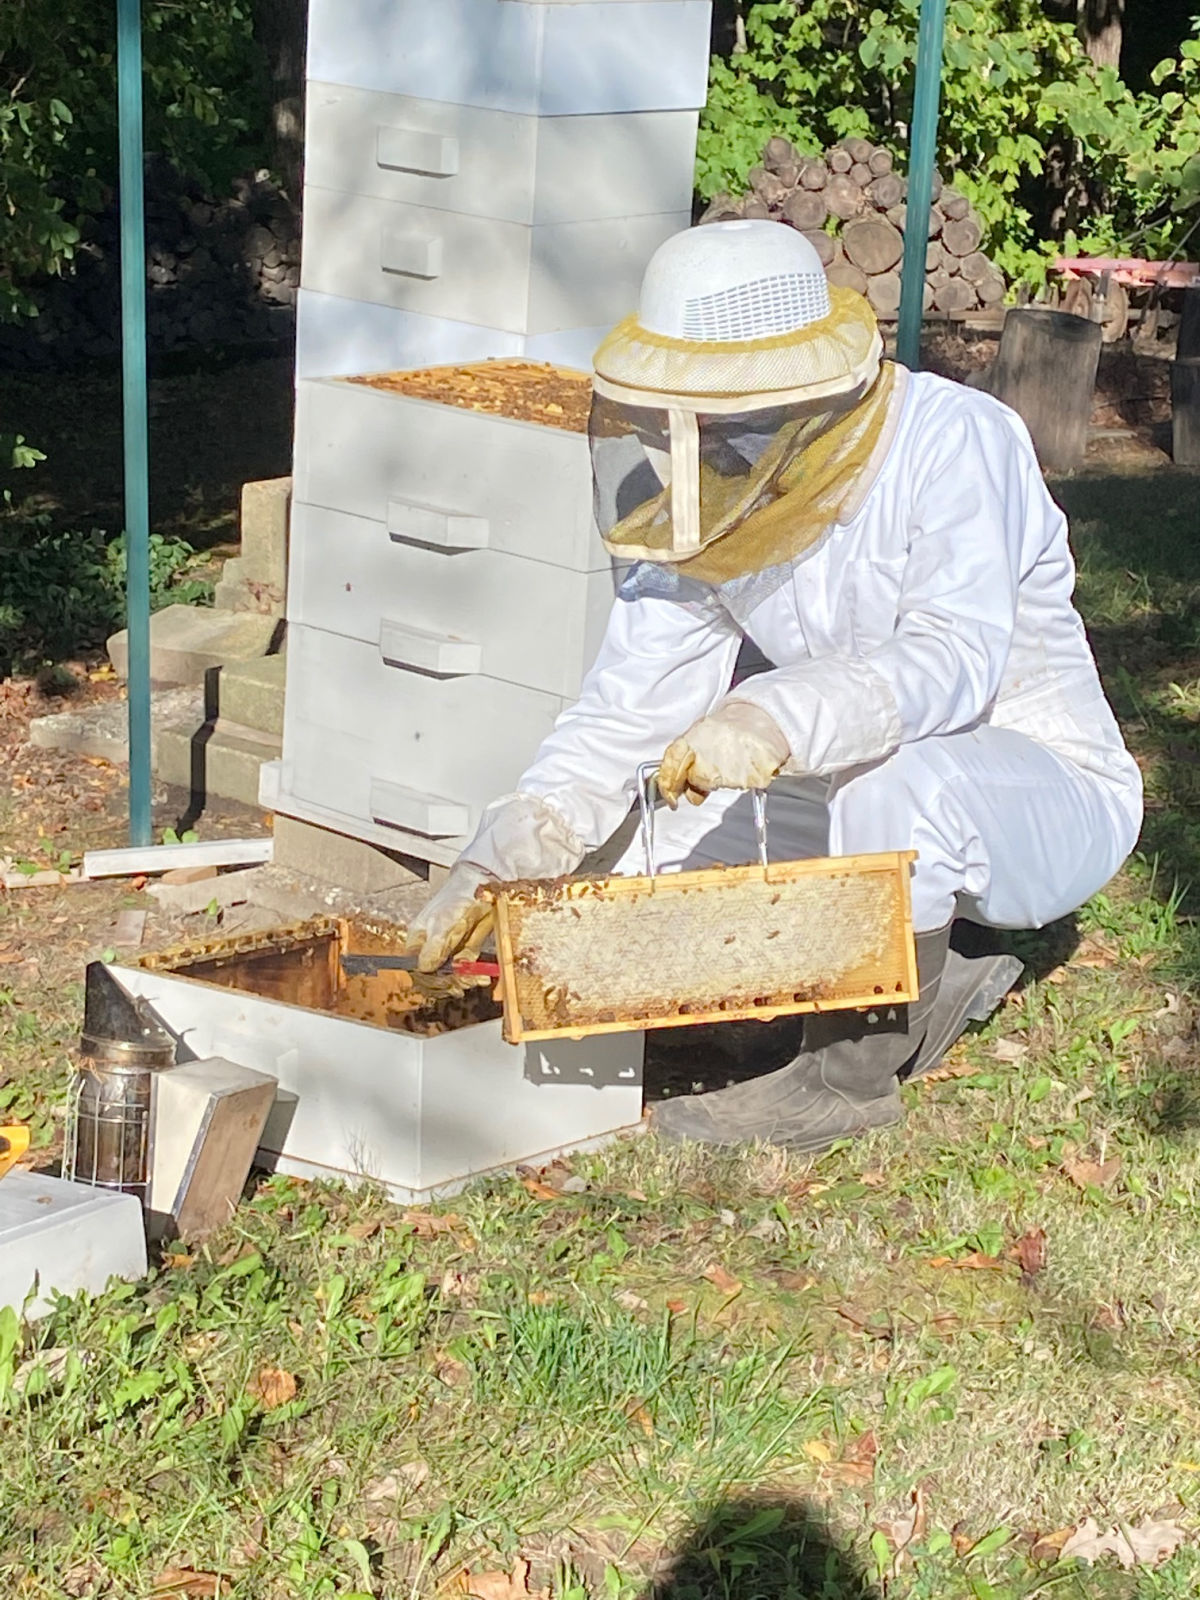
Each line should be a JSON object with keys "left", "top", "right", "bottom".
{"left": 294, "top": 291, "right": 611, "bottom": 380}
{"left": 307, "top": 0, "right": 713, "bottom": 116}
{"left": 0, "top": 1171, "right": 147, "bottom": 1318}
{"left": 305, "top": 85, "right": 700, "bottom": 224}
{"left": 289, "top": 503, "right": 620, "bottom": 699}
{"left": 112, "top": 951, "right": 643, "bottom": 1204}
{"left": 300, "top": 189, "right": 689, "bottom": 336}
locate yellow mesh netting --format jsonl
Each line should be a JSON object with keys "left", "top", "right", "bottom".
{"left": 601, "top": 361, "right": 898, "bottom": 582}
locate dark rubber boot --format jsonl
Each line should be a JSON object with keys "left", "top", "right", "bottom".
{"left": 651, "top": 925, "right": 952, "bottom": 1151}
{"left": 902, "top": 943, "right": 1024, "bottom": 1082}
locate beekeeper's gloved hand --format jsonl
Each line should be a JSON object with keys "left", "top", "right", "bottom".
{"left": 658, "top": 698, "right": 790, "bottom": 808}
{"left": 403, "top": 793, "right": 585, "bottom": 972}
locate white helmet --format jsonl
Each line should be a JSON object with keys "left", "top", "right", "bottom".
{"left": 638, "top": 219, "right": 832, "bottom": 342}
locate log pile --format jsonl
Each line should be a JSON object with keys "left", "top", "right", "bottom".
{"left": 700, "top": 136, "right": 1006, "bottom": 319}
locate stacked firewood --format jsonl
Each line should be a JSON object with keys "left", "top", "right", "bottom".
{"left": 700, "top": 135, "right": 1006, "bottom": 318}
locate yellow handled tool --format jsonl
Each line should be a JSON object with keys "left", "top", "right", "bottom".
{"left": 0, "top": 1125, "right": 30, "bottom": 1180}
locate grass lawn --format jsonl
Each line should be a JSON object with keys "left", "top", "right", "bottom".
{"left": 1, "top": 466, "right": 1200, "bottom": 1600}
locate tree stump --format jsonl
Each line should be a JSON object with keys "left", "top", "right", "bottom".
{"left": 743, "top": 198, "right": 771, "bottom": 220}
{"left": 841, "top": 137, "right": 875, "bottom": 165}
{"left": 799, "top": 160, "right": 829, "bottom": 191}
{"left": 868, "top": 148, "right": 893, "bottom": 176}
{"left": 751, "top": 167, "right": 791, "bottom": 207}
{"left": 932, "top": 278, "right": 977, "bottom": 313}
{"left": 976, "top": 269, "right": 1007, "bottom": 305}
{"left": 940, "top": 188, "right": 971, "bottom": 222}
{"left": 764, "top": 136, "right": 798, "bottom": 173}
{"left": 867, "top": 174, "right": 905, "bottom": 210}
{"left": 1172, "top": 358, "right": 1200, "bottom": 466}
{"left": 782, "top": 190, "right": 829, "bottom": 232}
{"left": 827, "top": 147, "right": 854, "bottom": 174}
{"left": 850, "top": 161, "right": 874, "bottom": 188}
{"left": 843, "top": 216, "right": 904, "bottom": 274}
{"left": 988, "top": 308, "right": 1102, "bottom": 472}
{"left": 958, "top": 250, "right": 994, "bottom": 284}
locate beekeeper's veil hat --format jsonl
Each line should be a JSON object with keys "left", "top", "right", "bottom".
{"left": 591, "top": 220, "right": 886, "bottom": 567}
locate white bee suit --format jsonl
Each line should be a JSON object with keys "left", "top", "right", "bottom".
{"left": 505, "top": 371, "right": 1142, "bottom": 933}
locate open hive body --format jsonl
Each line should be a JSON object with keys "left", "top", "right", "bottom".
{"left": 113, "top": 920, "right": 642, "bottom": 1203}
{"left": 268, "top": 0, "right": 712, "bottom": 867}
{"left": 493, "top": 851, "right": 919, "bottom": 1041}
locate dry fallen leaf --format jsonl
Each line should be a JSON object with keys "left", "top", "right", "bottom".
{"left": 830, "top": 1429, "right": 878, "bottom": 1486}
{"left": 519, "top": 1176, "right": 563, "bottom": 1201}
{"left": 928, "top": 1251, "right": 1005, "bottom": 1271}
{"left": 665, "top": 1298, "right": 688, "bottom": 1314}
{"left": 1011, "top": 1227, "right": 1047, "bottom": 1283}
{"left": 919, "top": 1059, "right": 981, "bottom": 1083}
{"left": 703, "top": 1264, "right": 743, "bottom": 1297}
{"left": 774, "top": 1270, "right": 818, "bottom": 1292}
{"left": 246, "top": 1366, "right": 297, "bottom": 1410}
{"left": 626, "top": 1400, "right": 654, "bottom": 1437}
{"left": 1063, "top": 1156, "right": 1122, "bottom": 1191}
{"left": 877, "top": 1486, "right": 927, "bottom": 1555}
{"left": 613, "top": 1289, "right": 649, "bottom": 1313}
{"left": 150, "top": 1570, "right": 229, "bottom": 1599}
{"left": 1058, "top": 1516, "right": 1186, "bottom": 1569}
{"left": 347, "top": 1218, "right": 380, "bottom": 1240}
{"left": 990, "top": 1037, "right": 1029, "bottom": 1063}
{"left": 802, "top": 1438, "right": 834, "bottom": 1463}
{"left": 400, "top": 1209, "right": 471, "bottom": 1241}
{"left": 1030, "top": 1524, "right": 1076, "bottom": 1562}
{"left": 453, "top": 1557, "right": 547, "bottom": 1600}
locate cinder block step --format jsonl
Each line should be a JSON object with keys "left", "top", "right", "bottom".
{"left": 155, "top": 721, "right": 283, "bottom": 810}
{"left": 107, "top": 605, "right": 281, "bottom": 686}
{"left": 216, "top": 655, "right": 287, "bottom": 739}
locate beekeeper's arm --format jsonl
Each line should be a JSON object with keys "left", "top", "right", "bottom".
{"left": 662, "top": 402, "right": 1033, "bottom": 802}
{"left": 405, "top": 583, "right": 742, "bottom": 970}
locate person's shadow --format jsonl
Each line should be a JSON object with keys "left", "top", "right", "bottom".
{"left": 642, "top": 1497, "right": 880, "bottom": 1600}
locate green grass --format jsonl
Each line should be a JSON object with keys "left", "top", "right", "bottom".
{"left": 2, "top": 468, "right": 1200, "bottom": 1599}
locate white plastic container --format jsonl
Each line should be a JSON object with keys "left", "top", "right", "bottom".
{"left": 0, "top": 1172, "right": 147, "bottom": 1318}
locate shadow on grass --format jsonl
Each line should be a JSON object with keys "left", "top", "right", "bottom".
{"left": 644, "top": 1497, "right": 879, "bottom": 1600}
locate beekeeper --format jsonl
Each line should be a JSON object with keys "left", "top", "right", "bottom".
{"left": 406, "top": 220, "right": 1142, "bottom": 1151}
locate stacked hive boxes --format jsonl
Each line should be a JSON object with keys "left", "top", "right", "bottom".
{"left": 265, "top": 0, "right": 713, "bottom": 866}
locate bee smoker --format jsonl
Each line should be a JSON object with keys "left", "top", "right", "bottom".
{"left": 64, "top": 963, "right": 176, "bottom": 1206}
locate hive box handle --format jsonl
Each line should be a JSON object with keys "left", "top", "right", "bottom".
{"left": 379, "top": 618, "right": 482, "bottom": 677}
{"left": 381, "top": 228, "right": 443, "bottom": 279}
{"left": 370, "top": 779, "right": 470, "bottom": 839}
{"left": 386, "top": 498, "right": 490, "bottom": 550}
{"left": 377, "top": 127, "right": 459, "bottom": 178}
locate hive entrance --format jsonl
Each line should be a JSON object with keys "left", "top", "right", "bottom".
{"left": 135, "top": 919, "right": 500, "bottom": 1037}
{"left": 347, "top": 361, "right": 592, "bottom": 432}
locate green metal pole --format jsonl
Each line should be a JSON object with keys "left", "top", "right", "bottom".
{"left": 896, "top": 0, "right": 948, "bottom": 371}
{"left": 117, "top": 0, "right": 153, "bottom": 845}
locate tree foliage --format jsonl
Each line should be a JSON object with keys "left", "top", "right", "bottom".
{"left": 698, "top": 1, "right": 1200, "bottom": 281}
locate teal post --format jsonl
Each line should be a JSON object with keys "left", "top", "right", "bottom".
{"left": 896, "top": 0, "right": 948, "bottom": 371}
{"left": 117, "top": 0, "right": 153, "bottom": 845}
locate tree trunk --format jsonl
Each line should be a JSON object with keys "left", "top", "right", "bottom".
{"left": 1079, "top": 0, "right": 1124, "bottom": 70}
{"left": 1172, "top": 358, "right": 1200, "bottom": 466}
{"left": 253, "top": 0, "right": 309, "bottom": 202}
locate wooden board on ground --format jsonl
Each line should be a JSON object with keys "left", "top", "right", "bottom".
{"left": 487, "top": 850, "right": 918, "bottom": 1043}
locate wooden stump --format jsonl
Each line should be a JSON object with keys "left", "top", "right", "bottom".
{"left": 976, "top": 269, "right": 1007, "bottom": 305}
{"left": 1172, "top": 358, "right": 1200, "bottom": 466}
{"left": 942, "top": 215, "right": 984, "bottom": 257}
{"left": 825, "top": 174, "right": 865, "bottom": 221}
{"left": 850, "top": 161, "right": 874, "bottom": 188}
{"left": 799, "top": 160, "right": 829, "bottom": 191}
{"left": 827, "top": 146, "right": 854, "bottom": 174}
{"left": 826, "top": 261, "right": 869, "bottom": 295}
{"left": 842, "top": 137, "right": 875, "bottom": 165}
{"left": 1177, "top": 286, "right": 1200, "bottom": 360}
{"left": 868, "top": 147, "right": 893, "bottom": 175}
{"left": 782, "top": 189, "right": 829, "bottom": 232}
{"left": 932, "top": 278, "right": 977, "bottom": 314}
{"left": 940, "top": 188, "right": 971, "bottom": 222}
{"left": 866, "top": 272, "right": 903, "bottom": 317}
{"left": 750, "top": 167, "right": 791, "bottom": 207}
{"left": 764, "top": 135, "right": 798, "bottom": 173}
{"left": 743, "top": 198, "right": 771, "bottom": 219}
{"left": 843, "top": 216, "right": 904, "bottom": 274}
{"left": 867, "top": 174, "right": 904, "bottom": 210}
{"left": 958, "top": 250, "right": 994, "bottom": 284}
{"left": 988, "top": 308, "right": 1102, "bottom": 472}
{"left": 802, "top": 228, "right": 836, "bottom": 267}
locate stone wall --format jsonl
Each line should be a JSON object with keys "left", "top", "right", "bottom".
{"left": 0, "top": 157, "right": 301, "bottom": 371}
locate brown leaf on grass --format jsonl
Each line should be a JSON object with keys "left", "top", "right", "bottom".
{"left": 614, "top": 1288, "right": 649, "bottom": 1313}
{"left": 246, "top": 1366, "right": 297, "bottom": 1410}
{"left": 626, "top": 1400, "right": 654, "bottom": 1437}
{"left": 1058, "top": 1516, "right": 1186, "bottom": 1569}
{"left": 1062, "top": 1156, "right": 1122, "bottom": 1191}
{"left": 773, "top": 1270, "right": 818, "bottom": 1292}
{"left": 927, "top": 1251, "right": 1005, "bottom": 1271}
{"left": 150, "top": 1570, "right": 229, "bottom": 1598}
{"left": 400, "top": 1209, "right": 471, "bottom": 1241}
{"left": 163, "top": 1251, "right": 195, "bottom": 1271}
{"left": 453, "top": 1558, "right": 548, "bottom": 1600}
{"left": 1030, "top": 1524, "right": 1077, "bottom": 1562}
{"left": 920, "top": 1059, "right": 981, "bottom": 1085}
{"left": 990, "top": 1037, "right": 1029, "bottom": 1063}
{"left": 1011, "top": 1227, "right": 1047, "bottom": 1284}
{"left": 877, "top": 1486, "right": 927, "bottom": 1555}
{"left": 519, "top": 1176, "right": 564, "bottom": 1201}
{"left": 347, "top": 1218, "right": 380, "bottom": 1240}
{"left": 665, "top": 1298, "right": 688, "bottom": 1314}
{"left": 703, "top": 1264, "right": 743, "bottom": 1297}
{"left": 829, "top": 1429, "right": 878, "bottom": 1487}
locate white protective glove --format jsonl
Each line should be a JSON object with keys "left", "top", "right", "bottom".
{"left": 657, "top": 698, "right": 791, "bottom": 808}
{"left": 403, "top": 793, "right": 585, "bottom": 972}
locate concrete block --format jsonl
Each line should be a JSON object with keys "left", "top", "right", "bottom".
{"left": 307, "top": 0, "right": 712, "bottom": 116}
{"left": 147, "top": 865, "right": 262, "bottom": 915}
{"left": 116, "top": 962, "right": 644, "bottom": 1203}
{"left": 289, "top": 503, "right": 619, "bottom": 698}
{"left": 272, "top": 814, "right": 424, "bottom": 894}
{"left": 216, "top": 655, "right": 287, "bottom": 739}
{"left": 301, "top": 187, "right": 689, "bottom": 335}
{"left": 294, "top": 375, "right": 603, "bottom": 571}
{"left": 305, "top": 84, "right": 699, "bottom": 225}
{"left": 107, "top": 605, "right": 281, "bottom": 686}
{"left": 280, "top": 623, "right": 564, "bottom": 846}
{"left": 240, "top": 478, "right": 292, "bottom": 587}
{"left": 213, "top": 556, "right": 285, "bottom": 618}
{"left": 155, "top": 721, "right": 282, "bottom": 811}
{"left": 294, "top": 289, "right": 607, "bottom": 380}
{"left": 0, "top": 1171, "right": 147, "bottom": 1319}
{"left": 28, "top": 686, "right": 206, "bottom": 764}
